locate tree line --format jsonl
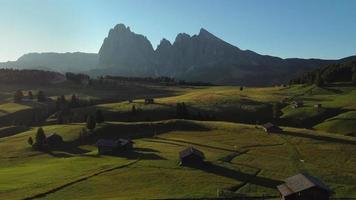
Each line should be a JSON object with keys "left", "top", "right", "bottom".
{"left": 290, "top": 60, "right": 356, "bottom": 86}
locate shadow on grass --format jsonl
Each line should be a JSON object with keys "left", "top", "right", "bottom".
{"left": 100, "top": 150, "right": 166, "bottom": 160}
{"left": 282, "top": 131, "right": 356, "bottom": 145}
{"left": 193, "top": 162, "right": 283, "bottom": 188}
{"left": 156, "top": 137, "right": 236, "bottom": 152}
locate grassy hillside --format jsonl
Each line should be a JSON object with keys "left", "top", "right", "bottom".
{"left": 0, "top": 120, "right": 356, "bottom": 199}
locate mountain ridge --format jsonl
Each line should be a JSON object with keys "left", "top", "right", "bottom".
{"left": 1, "top": 23, "right": 355, "bottom": 85}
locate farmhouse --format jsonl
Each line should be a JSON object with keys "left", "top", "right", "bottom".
{"left": 262, "top": 123, "right": 282, "bottom": 133}
{"left": 96, "top": 139, "right": 134, "bottom": 155}
{"left": 277, "top": 173, "right": 332, "bottom": 200}
{"left": 314, "top": 104, "right": 322, "bottom": 108}
{"left": 291, "top": 100, "right": 303, "bottom": 108}
{"left": 45, "top": 133, "right": 63, "bottom": 147}
{"left": 179, "top": 146, "right": 205, "bottom": 166}
{"left": 145, "top": 98, "right": 154, "bottom": 104}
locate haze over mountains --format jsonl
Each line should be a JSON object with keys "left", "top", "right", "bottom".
{"left": 1, "top": 23, "right": 354, "bottom": 85}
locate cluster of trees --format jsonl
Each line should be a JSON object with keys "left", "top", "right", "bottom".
{"left": 27, "top": 127, "right": 47, "bottom": 150}
{"left": 85, "top": 110, "right": 104, "bottom": 132}
{"left": 176, "top": 102, "right": 189, "bottom": 118}
{"left": 13, "top": 90, "right": 46, "bottom": 103}
{"left": 290, "top": 60, "right": 356, "bottom": 85}
{"left": 56, "top": 94, "right": 96, "bottom": 124}
{"left": 65, "top": 72, "right": 90, "bottom": 84}
{"left": 103, "top": 75, "right": 214, "bottom": 86}
{"left": 0, "top": 68, "right": 62, "bottom": 84}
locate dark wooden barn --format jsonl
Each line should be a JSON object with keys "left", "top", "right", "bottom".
{"left": 291, "top": 100, "right": 304, "bottom": 108}
{"left": 96, "top": 139, "right": 133, "bottom": 155}
{"left": 144, "top": 98, "right": 154, "bottom": 104}
{"left": 277, "top": 173, "right": 332, "bottom": 200}
{"left": 45, "top": 133, "right": 63, "bottom": 147}
{"left": 179, "top": 146, "right": 205, "bottom": 166}
{"left": 262, "top": 123, "right": 282, "bottom": 133}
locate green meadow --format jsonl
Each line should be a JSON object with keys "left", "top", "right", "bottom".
{"left": 0, "top": 83, "right": 355, "bottom": 199}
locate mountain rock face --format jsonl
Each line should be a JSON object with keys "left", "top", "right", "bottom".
{"left": 98, "top": 24, "right": 155, "bottom": 76}
{"left": 0, "top": 52, "right": 98, "bottom": 73}
{"left": 97, "top": 24, "right": 340, "bottom": 85}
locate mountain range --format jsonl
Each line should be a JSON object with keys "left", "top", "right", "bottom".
{"left": 1, "top": 23, "right": 355, "bottom": 85}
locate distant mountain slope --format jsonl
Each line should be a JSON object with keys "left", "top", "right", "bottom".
{"left": 0, "top": 52, "right": 98, "bottom": 73}
{"left": 291, "top": 57, "right": 356, "bottom": 84}
{"left": 1, "top": 24, "right": 354, "bottom": 85}
{"left": 97, "top": 24, "right": 345, "bottom": 85}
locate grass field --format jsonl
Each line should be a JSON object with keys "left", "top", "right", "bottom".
{"left": 0, "top": 120, "right": 356, "bottom": 199}
{"left": 0, "top": 83, "right": 355, "bottom": 199}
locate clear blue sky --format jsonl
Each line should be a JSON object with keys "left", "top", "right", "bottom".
{"left": 0, "top": 0, "right": 355, "bottom": 61}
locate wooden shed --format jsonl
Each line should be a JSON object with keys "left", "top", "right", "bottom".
{"left": 144, "top": 98, "right": 154, "bottom": 104}
{"left": 179, "top": 146, "right": 205, "bottom": 166}
{"left": 262, "top": 123, "right": 282, "bottom": 133}
{"left": 277, "top": 173, "right": 332, "bottom": 200}
{"left": 45, "top": 133, "right": 63, "bottom": 147}
{"left": 291, "top": 100, "right": 304, "bottom": 108}
{"left": 96, "top": 139, "right": 133, "bottom": 155}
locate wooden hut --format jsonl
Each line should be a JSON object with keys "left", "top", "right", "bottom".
{"left": 45, "top": 133, "right": 63, "bottom": 147}
{"left": 314, "top": 104, "right": 322, "bottom": 108}
{"left": 145, "top": 98, "right": 154, "bottom": 104}
{"left": 262, "top": 123, "right": 282, "bottom": 133}
{"left": 179, "top": 146, "right": 205, "bottom": 166}
{"left": 291, "top": 100, "right": 304, "bottom": 108}
{"left": 277, "top": 173, "right": 332, "bottom": 200}
{"left": 96, "top": 139, "right": 133, "bottom": 155}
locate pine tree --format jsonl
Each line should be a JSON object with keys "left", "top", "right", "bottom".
{"left": 35, "top": 127, "right": 46, "bottom": 147}
{"left": 27, "top": 137, "right": 33, "bottom": 146}
{"left": 14, "top": 90, "right": 24, "bottom": 103}
{"left": 28, "top": 91, "right": 33, "bottom": 100}
{"left": 86, "top": 115, "right": 96, "bottom": 131}
{"left": 352, "top": 66, "right": 356, "bottom": 85}
{"left": 70, "top": 94, "right": 78, "bottom": 108}
{"left": 95, "top": 110, "right": 104, "bottom": 123}
{"left": 37, "top": 91, "right": 46, "bottom": 102}
{"left": 315, "top": 71, "right": 324, "bottom": 87}
{"left": 132, "top": 105, "right": 136, "bottom": 114}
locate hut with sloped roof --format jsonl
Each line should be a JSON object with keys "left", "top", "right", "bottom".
{"left": 277, "top": 173, "right": 332, "bottom": 200}
{"left": 179, "top": 146, "right": 205, "bottom": 166}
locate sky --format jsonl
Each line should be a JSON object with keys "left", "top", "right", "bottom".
{"left": 0, "top": 0, "right": 355, "bottom": 62}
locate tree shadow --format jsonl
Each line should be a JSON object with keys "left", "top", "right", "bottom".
{"left": 103, "top": 150, "right": 166, "bottom": 160}
{"left": 134, "top": 147, "right": 160, "bottom": 153}
{"left": 282, "top": 131, "right": 356, "bottom": 145}
{"left": 156, "top": 137, "right": 236, "bottom": 152}
{"left": 192, "top": 162, "right": 283, "bottom": 188}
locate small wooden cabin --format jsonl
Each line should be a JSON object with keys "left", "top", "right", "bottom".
{"left": 277, "top": 173, "right": 332, "bottom": 200}
{"left": 145, "top": 98, "right": 154, "bottom": 104}
{"left": 179, "top": 146, "right": 205, "bottom": 166}
{"left": 314, "top": 104, "right": 322, "bottom": 108}
{"left": 291, "top": 100, "right": 304, "bottom": 108}
{"left": 96, "top": 139, "right": 133, "bottom": 155}
{"left": 262, "top": 123, "right": 282, "bottom": 133}
{"left": 45, "top": 133, "right": 63, "bottom": 147}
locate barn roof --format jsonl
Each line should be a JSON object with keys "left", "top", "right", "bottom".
{"left": 96, "top": 139, "right": 133, "bottom": 147}
{"left": 117, "top": 139, "right": 133, "bottom": 146}
{"left": 262, "top": 122, "right": 276, "bottom": 129}
{"left": 277, "top": 173, "right": 331, "bottom": 196}
{"left": 46, "top": 133, "right": 62, "bottom": 140}
{"left": 179, "top": 146, "right": 205, "bottom": 159}
{"left": 292, "top": 100, "right": 303, "bottom": 104}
